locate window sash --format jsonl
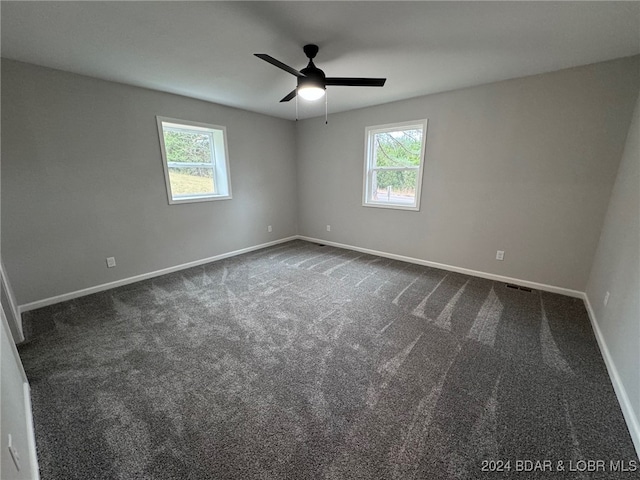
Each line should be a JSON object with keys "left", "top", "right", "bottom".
{"left": 164, "top": 129, "right": 217, "bottom": 195}
{"left": 167, "top": 162, "right": 214, "bottom": 169}
{"left": 369, "top": 166, "right": 419, "bottom": 172}
{"left": 157, "top": 116, "right": 232, "bottom": 204}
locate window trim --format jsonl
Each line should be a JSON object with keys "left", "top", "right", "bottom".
{"left": 156, "top": 116, "right": 232, "bottom": 205}
{"left": 362, "top": 119, "right": 428, "bottom": 211}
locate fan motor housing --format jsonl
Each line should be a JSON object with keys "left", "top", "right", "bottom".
{"left": 299, "top": 63, "right": 326, "bottom": 89}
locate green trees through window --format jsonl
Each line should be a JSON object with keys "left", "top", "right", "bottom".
{"left": 163, "top": 129, "right": 216, "bottom": 194}
{"left": 373, "top": 129, "right": 421, "bottom": 195}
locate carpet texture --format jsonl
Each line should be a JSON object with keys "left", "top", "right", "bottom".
{"left": 19, "top": 240, "right": 639, "bottom": 479}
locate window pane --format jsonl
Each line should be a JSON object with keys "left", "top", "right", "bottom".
{"left": 164, "top": 130, "right": 214, "bottom": 166}
{"left": 373, "top": 129, "right": 423, "bottom": 168}
{"left": 371, "top": 169, "right": 417, "bottom": 205}
{"left": 168, "top": 167, "right": 215, "bottom": 197}
{"left": 163, "top": 129, "right": 216, "bottom": 197}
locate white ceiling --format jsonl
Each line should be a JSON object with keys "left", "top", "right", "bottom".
{"left": 2, "top": 1, "right": 639, "bottom": 120}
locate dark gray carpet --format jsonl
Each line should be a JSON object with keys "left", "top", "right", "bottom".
{"left": 19, "top": 240, "right": 639, "bottom": 479}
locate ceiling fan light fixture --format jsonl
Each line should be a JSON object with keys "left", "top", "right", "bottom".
{"left": 254, "top": 44, "right": 386, "bottom": 105}
{"left": 298, "top": 85, "right": 325, "bottom": 101}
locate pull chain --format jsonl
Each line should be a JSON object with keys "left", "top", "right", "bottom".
{"left": 295, "top": 93, "right": 299, "bottom": 121}
{"left": 325, "top": 90, "right": 328, "bottom": 125}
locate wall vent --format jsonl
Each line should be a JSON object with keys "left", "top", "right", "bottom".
{"left": 506, "top": 283, "right": 533, "bottom": 293}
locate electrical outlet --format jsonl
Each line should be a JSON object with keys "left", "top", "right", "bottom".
{"left": 106, "top": 257, "right": 116, "bottom": 268}
{"left": 496, "top": 250, "right": 505, "bottom": 261}
{"left": 267, "top": 225, "right": 272, "bottom": 233}
{"left": 8, "top": 434, "right": 21, "bottom": 471}
{"left": 326, "top": 225, "right": 331, "bottom": 232}
{"left": 604, "top": 291, "right": 610, "bottom": 307}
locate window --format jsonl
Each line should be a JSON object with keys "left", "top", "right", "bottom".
{"left": 363, "top": 119, "right": 427, "bottom": 211}
{"left": 156, "top": 117, "right": 232, "bottom": 204}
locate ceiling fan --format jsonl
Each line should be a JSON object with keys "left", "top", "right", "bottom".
{"left": 254, "top": 44, "right": 386, "bottom": 103}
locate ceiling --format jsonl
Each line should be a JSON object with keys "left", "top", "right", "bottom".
{"left": 2, "top": 2, "right": 639, "bottom": 120}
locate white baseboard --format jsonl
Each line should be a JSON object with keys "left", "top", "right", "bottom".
{"left": 13, "top": 234, "right": 640, "bottom": 459}
{"left": 582, "top": 293, "right": 640, "bottom": 458}
{"left": 17, "top": 234, "right": 583, "bottom": 313}
{"left": 18, "top": 236, "right": 298, "bottom": 313}
{"left": 297, "top": 236, "right": 584, "bottom": 298}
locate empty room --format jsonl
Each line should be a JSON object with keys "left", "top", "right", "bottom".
{"left": 1, "top": 2, "right": 639, "bottom": 479}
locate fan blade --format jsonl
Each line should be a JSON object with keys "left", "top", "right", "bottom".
{"left": 254, "top": 54, "right": 304, "bottom": 77}
{"left": 325, "top": 77, "right": 386, "bottom": 87}
{"left": 280, "top": 89, "right": 297, "bottom": 103}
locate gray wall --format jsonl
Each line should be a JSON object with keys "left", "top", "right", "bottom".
{"left": 1, "top": 57, "right": 38, "bottom": 480}
{"left": 3, "top": 57, "right": 639, "bottom": 304}
{"left": 586, "top": 93, "right": 640, "bottom": 446}
{"left": 296, "top": 56, "right": 639, "bottom": 291}
{"left": 1, "top": 60, "right": 298, "bottom": 305}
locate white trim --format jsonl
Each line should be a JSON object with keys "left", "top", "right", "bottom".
{"left": 582, "top": 293, "right": 640, "bottom": 458}
{"left": 1, "top": 307, "right": 28, "bottom": 383}
{"left": 361, "top": 201, "right": 423, "bottom": 212}
{"left": 0, "top": 307, "right": 40, "bottom": 478}
{"left": 18, "top": 234, "right": 583, "bottom": 312}
{"left": 23, "top": 383, "right": 41, "bottom": 480}
{"left": 297, "top": 235, "right": 584, "bottom": 298}
{"left": 0, "top": 258, "right": 24, "bottom": 342}
{"left": 18, "top": 236, "right": 297, "bottom": 313}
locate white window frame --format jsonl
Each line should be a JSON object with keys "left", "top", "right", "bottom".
{"left": 156, "top": 116, "right": 232, "bottom": 205}
{"left": 362, "top": 119, "right": 428, "bottom": 211}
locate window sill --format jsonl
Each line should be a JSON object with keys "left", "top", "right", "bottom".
{"left": 168, "top": 194, "right": 232, "bottom": 205}
{"left": 362, "top": 201, "right": 420, "bottom": 212}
